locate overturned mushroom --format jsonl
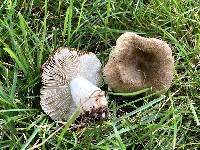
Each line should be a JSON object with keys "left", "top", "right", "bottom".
{"left": 103, "top": 32, "right": 174, "bottom": 93}
{"left": 40, "top": 48, "right": 108, "bottom": 121}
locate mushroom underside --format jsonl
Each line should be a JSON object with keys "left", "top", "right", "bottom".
{"left": 40, "top": 48, "right": 107, "bottom": 121}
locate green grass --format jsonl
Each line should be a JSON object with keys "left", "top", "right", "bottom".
{"left": 0, "top": 0, "right": 199, "bottom": 149}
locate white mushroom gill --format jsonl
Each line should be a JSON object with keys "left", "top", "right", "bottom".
{"left": 40, "top": 48, "right": 108, "bottom": 121}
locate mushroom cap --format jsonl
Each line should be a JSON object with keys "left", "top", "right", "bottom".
{"left": 40, "top": 48, "right": 105, "bottom": 121}
{"left": 103, "top": 32, "right": 174, "bottom": 92}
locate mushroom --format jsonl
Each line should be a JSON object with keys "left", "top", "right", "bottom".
{"left": 103, "top": 32, "right": 174, "bottom": 93}
{"left": 40, "top": 48, "right": 108, "bottom": 121}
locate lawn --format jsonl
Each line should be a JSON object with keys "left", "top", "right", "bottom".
{"left": 0, "top": 0, "right": 199, "bottom": 149}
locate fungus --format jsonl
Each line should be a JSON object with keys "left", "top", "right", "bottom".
{"left": 103, "top": 32, "right": 174, "bottom": 93}
{"left": 40, "top": 48, "right": 108, "bottom": 121}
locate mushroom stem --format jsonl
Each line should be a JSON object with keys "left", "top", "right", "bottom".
{"left": 70, "top": 77, "right": 108, "bottom": 119}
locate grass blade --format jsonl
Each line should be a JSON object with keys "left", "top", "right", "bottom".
{"left": 56, "top": 110, "right": 80, "bottom": 149}
{"left": 9, "top": 66, "right": 18, "bottom": 102}
{"left": 187, "top": 98, "right": 200, "bottom": 126}
{"left": 112, "top": 123, "right": 126, "bottom": 150}
{"left": 3, "top": 47, "right": 27, "bottom": 76}
{"left": 21, "top": 119, "right": 46, "bottom": 150}
{"left": 18, "top": 13, "right": 33, "bottom": 67}
{"left": 0, "top": 109, "right": 38, "bottom": 113}
{"left": 108, "top": 88, "right": 150, "bottom": 96}
{"left": 62, "top": 7, "right": 69, "bottom": 39}
{"left": 115, "top": 95, "right": 166, "bottom": 123}
{"left": 73, "top": 0, "right": 86, "bottom": 34}
{"left": 67, "top": 0, "right": 73, "bottom": 45}
{"left": 37, "top": 0, "right": 48, "bottom": 68}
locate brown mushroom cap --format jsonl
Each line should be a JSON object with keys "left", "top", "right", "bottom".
{"left": 103, "top": 32, "right": 174, "bottom": 92}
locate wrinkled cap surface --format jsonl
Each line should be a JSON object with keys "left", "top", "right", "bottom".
{"left": 40, "top": 48, "right": 103, "bottom": 121}
{"left": 103, "top": 32, "right": 174, "bottom": 92}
